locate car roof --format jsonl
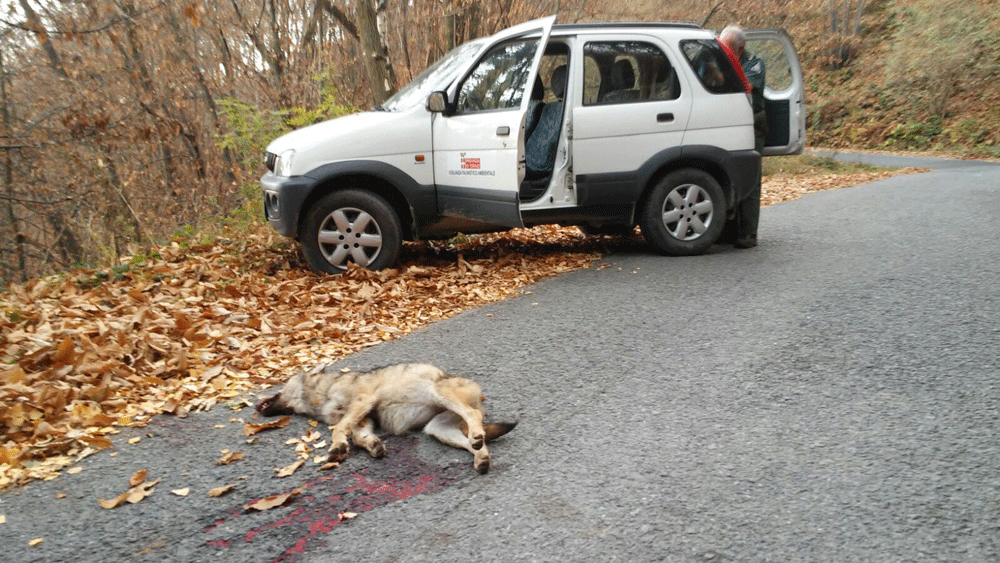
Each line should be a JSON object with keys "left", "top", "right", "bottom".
{"left": 553, "top": 22, "right": 702, "bottom": 32}
{"left": 548, "top": 22, "right": 713, "bottom": 41}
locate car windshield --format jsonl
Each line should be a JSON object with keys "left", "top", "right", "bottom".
{"left": 379, "top": 40, "right": 487, "bottom": 112}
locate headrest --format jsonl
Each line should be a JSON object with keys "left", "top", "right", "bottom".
{"left": 550, "top": 65, "right": 568, "bottom": 100}
{"left": 610, "top": 60, "right": 635, "bottom": 90}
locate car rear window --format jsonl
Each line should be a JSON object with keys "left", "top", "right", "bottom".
{"left": 680, "top": 39, "right": 745, "bottom": 94}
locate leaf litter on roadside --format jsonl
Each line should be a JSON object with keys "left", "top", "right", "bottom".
{"left": 244, "top": 486, "right": 304, "bottom": 512}
{"left": 208, "top": 484, "right": 237, "bottom": 498}
{"left": 0, "top": 171, "right": 923, "bottom": 489}
{"left": 217, "top": 450, "right": 245, "bottom": 465}
{"left": 243, "top": 416, "right": 291, "bottom": 437}
{"left": 98, "top": 469, "right": 159, "bottom": 509}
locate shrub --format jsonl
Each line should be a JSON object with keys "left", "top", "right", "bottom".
{"left": 884, "top": 0, "right": 1000, "bottom": 120}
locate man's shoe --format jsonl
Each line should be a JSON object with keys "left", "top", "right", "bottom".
{"left": 734, "top": 235, "right": 757, "bottom": 249}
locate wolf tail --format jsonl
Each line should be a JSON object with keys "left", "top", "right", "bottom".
{"left": 483, "top": 421, "right": 518, "bottom": 442}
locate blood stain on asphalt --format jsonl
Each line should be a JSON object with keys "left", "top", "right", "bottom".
{"left": 203, "top": 436, "right": 472, "bottom": 561}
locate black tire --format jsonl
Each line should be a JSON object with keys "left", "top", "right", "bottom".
{"left": 300, "top": 189, "right": 402, "bottom": 274}
{"left": 639, "top": 169, "right": 726, "bottom": 256}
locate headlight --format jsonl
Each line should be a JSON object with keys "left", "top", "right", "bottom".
{"left": 275, "top": 149, "right": 295, "bottom": 177}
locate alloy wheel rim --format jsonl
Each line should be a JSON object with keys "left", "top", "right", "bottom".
{"left": 317, "top": 207, "right": 383, "bottom": 269}
{"left": 661, "top": 183, "right": 714, "bottom": 241}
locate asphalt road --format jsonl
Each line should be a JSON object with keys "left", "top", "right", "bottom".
{"left": 3, "top": 154, "right": 999, "bottom": 562}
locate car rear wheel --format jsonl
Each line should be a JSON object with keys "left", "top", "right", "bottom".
{"left": 639, "top": 169, "right": 725, "bottom": 256}
{"left": 301, "top": 189, "right": 402, "bottom": 274}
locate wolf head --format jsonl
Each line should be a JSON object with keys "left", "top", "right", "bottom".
{"left": 255, "top": 372, "right": 305, "bottom": 416}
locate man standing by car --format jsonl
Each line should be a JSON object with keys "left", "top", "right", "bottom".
{"left": 721, "top": 25, "right": 766, "bottom": 249}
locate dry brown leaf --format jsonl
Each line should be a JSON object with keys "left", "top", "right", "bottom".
{"left": 274, "top": 460, "right": 304, "bottom": 478}
{"left": 339, "top": 511, "right": 357, "bottom": 520}
{"left": 243, "top": 416, "right": 291, "bottom": 436}
{"left": 0, "top": 514, "right": 6, "bottom": 524}
{"left": 128, "top": 437, "right": 141, "bottom": 445}
{"left": 207, "top": 484, "right": 237, "bottom": 497}
{"left": 243, "top": 487, "right": 302, "bottom": 512}
{"left": 217, "top": 451, "right": 244, "bottom": 465}
{"left": 29, "top": 538, "right": 43, "bottom": 547}
{"left": 318, "top": 461, "right": 340, "bottom": 471}
{"left": 98, "top": 491, "right": 128, "bottom": 509}
{"left": 78, "top": 435, "right": 114, "bottom": 451}
{"left": 129, "top": 469, "right": 148, "bottom": 487}
{"left": 125, "top": 480, "right": 159, "bottom": 504}
{"left": 56, "top": 493, "right": 67, "bottom": 499}
{"left": 1, "top": 366, "right": 26, "bottom": 384}
{"left": 171, "top": 488, "right": 190, "bottom": 497}
{"left": 67, "top": 467, "right": 82, "bottom": 475}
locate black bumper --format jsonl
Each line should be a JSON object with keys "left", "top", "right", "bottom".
{"left": 261, "top": 172, "right": 316, "bottom": 239}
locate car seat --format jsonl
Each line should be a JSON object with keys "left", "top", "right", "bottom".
{"left": 521, "top": 64, "right": 567, "bottom": 203}
{"left": 603, "top": 60, "right": 640, "bottom": 103}
{"left": 524, "top": 75, "right": 545, "bottom": 140}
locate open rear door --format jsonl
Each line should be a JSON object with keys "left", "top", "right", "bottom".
{"left": 745, "top": 28, "right": 806, "bottom": 155}
{"left": 432, "top": 16, "right": 556, "bottom": 228}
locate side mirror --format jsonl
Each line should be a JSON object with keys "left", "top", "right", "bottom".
{"left": 427, "top": 91, "right": 448, "bottom": 113}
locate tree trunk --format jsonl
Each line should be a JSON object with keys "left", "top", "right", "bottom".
{"left": 0, "top": 44, "right": 26, "bottom": 282}
{"left": 355, "top": 0, "right": 397, "bottom": 105}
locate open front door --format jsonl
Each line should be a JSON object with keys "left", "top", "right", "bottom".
{"left": 432, "top": 16, "right": 555, "bottom": 228}
{"left": 745, "top": 28, "right": 806, "bottom": 155}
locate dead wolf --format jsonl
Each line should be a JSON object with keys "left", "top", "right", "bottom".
{"left": 256, "top": 363, "right": 516, "bottom": 473}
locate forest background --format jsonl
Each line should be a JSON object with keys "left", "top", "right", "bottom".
{"left": 1, "top": 0, "right": 998, "bottom": 284}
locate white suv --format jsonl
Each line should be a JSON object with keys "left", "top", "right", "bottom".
{"left": 261, "top": 17, "right": 805, "bottom": 274}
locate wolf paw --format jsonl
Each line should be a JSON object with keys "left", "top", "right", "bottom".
{"left": 470, "top": 431, "right": 485, "bottom": 450}
{"left": 327, "top": 440, "right": 351, "bottom": 463}
{"left": 474, "top": 453, "right": 491, "bottom": 474}
{"left": 367, "top": 440, "right": 386, "bottom": 459}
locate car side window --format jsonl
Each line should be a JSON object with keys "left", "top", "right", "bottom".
{"left": 680, "top": 39, "right": 745, "bottom": 94}
{"left": 456, "top": 39, "right": 539, "bottom": 113}
{"left": 583, "top": 41, "right": 680, "bottom": 106}
{"left": 746, "top": 38, "right": 792, "bottom": 91}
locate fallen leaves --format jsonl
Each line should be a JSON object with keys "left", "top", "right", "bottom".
{"left": 244, "top": 487, "right": 303, "bottom": 512}
{"left": 171, "top": 487, "right": 190, "bottom": 497}
{"left": 217, "top": 450, "right": 245, "bottom": 465}
{"left": 274, "top": 459, "right": 304, "bottom": 478}
{"left": 760, "top": 168, "right": 926, "bottom": 206}
{"left": 29, "top": 538, "right": 43, "bottom": 547}
{"left": 208, "top": 484, "right": 237, "bottom": 497}
{"left": 243, "top": 416, "right": 291, "bottom": 436}
{"left": 98, "top": 470, "right": 160, "bottom": 509}
{"left": 1, "top": 227, "right": 597, "bottom": 489}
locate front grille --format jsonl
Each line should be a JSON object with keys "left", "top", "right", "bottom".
{"left": 265, "top": 152, "right": 277, "bottom": 172}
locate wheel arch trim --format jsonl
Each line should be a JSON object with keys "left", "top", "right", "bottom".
{"left": 298, "top": 160, "right": 436, "bottom": 240}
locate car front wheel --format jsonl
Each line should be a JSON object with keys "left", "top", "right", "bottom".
{"left": 639, "top": 169, "right": 725, "bottom": 256}
{"left": 301, "top": 189, "right": 402, "bottom": 274}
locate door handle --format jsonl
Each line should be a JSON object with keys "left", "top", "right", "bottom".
{"left": 657, "top": 113, "right": 674, "bottom": 123}
{"left": 496, "top": 126, "right": 510, "bottom": 136}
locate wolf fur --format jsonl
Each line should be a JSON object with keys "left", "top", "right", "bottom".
{"left": 256, "top": 363, "right": 516, "bottom": 473}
